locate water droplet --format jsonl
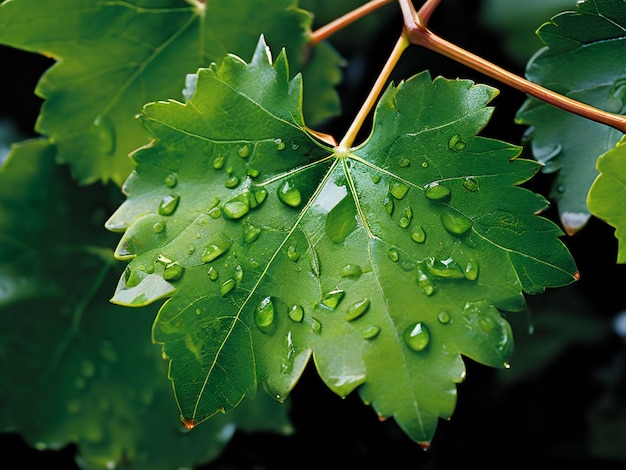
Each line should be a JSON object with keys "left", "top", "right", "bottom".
{"left": 425, "top": 257, "right": 465, "bottom": 279}
{"left": 399, "top": 217, "right": 410, "bottom": 229}
{"left": 234, "top": 265, "right": 244, "bottom": 282}
{"left": 411, "top": 226, "right": 426, "bottom": 243}
{"left": 254, "top": 296, "right": 275, "bottom": 331}
{"left": 152, "top": 221, "right": 165, "bottom": 233}
{"left": 163, "top": 261, "right": 184, "bottom": 281}
{"left": 165, "top": 173, "right": 178, "bottom": 188}
{"left": 238, "top": 144, "right": 250, "bottom": 158}
{"left": 201, "top": 235, "right": 232, "bottom": 263}
{"left": 438, "top": 312, "right": 451, "bottom": 324}
{"left": 416, "top": 266, "right": 436, "bottom": 296}
{"left": 288, "top": 305, "right": 304, "bottom": 322}
{"left": 398, "top": 157, "right": 410, "bottom": 167}
{"left": 362, "top": 325, "right": 380, "bottom": 339}
{"left": 463, "top": 177, "right": 479, "bottom": 192}
{"left": 389, "top": 181, "right": 409, "bottom": 199}
{"left": 287, "top": 245, "right": 300, "bottom": 261}
{"left": 424, "top": 182, "right": 450, "bottom": 202}
{"left": 311, "top": 317, "right": 322, "bottom": 334}
{"left": 404, "top": 322, "right": 431, "bottom": 352}
{"left": 345, "top": 298, "right": 370, "bottom": 321}
{"left": 208, "top": 266, "right": 219, "bottom": 281}
{"left": 372, "top": 174, "right": 381, "bottom": 184}
{"left": 441, "top": 208, "right": 473, "bottom": 236}
{"left": 212, "top": 155, "right": 225, "bottom": 169}
{"left": 225, "top": 175, "right": 240, "bottom": 188}
{"left": 222, "top": 195, "right": 249, "bottom": 219}
{"left": 277, "top": 180, "right": 302, "bottom": 207}
{"left": 254, "top": 187, "right": 268, "bottom": 205}
{"left": 274, "top": 138, "right": 285, "bottom": 150}
{"left": 158, "top": 194, "right": 180, "bottom": 216}
{"left": 195, "top": 307, "right": 201, "bottom": 315}
{"left": 248, "top": 167, "right": 260, "bottom": 178}
{"left": 387, "top": 249, "right": 399, "bottom": 262}
{"left": 321, "top": 289, "right": 345, "bottom": 310}
{"left": 244, "top": 223, "right": 262, "bottom": 243}
{"left": 448, "top": 134, "right": 466, "bottom": 151}
{"left": 187, "top": 245, "right": 195, "bottom": 255}
{"left": 220, "top": 278, "right": 236, "bottom": 296}
{"left": 383, "top": 196, "right": 394, "bottom": 215}
{"left": 208, "top": 207, "right": 222, "bottom": 219}
{"left": 421, "top": 161, "right": 428, "bottom": 168}
{"left": 326, "top": 195, "right": 358, "bottom": 243}
{"left": 464, "top": 259, "right": 479, "bottom": 281}
{"left": 340, "top": 264, "right": 362, "bottom": 279}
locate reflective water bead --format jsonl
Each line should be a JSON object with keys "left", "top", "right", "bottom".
{"left": 208, "top": 266, "right": 219, "bottom": 281}
{"left": 464, "top": 259, "right": 479, "bottom": 281}
{"left": 201, "top": 235, "right": 232, "bottom": 263}
{"left": 152, "top": 221, "right": 165, "bottom": 233}
{"left": 362, "top": 325, "right": 381, "bottom": 339}
{"left": 234, "top": 265, "right": 244, "bottom": 282}
{"left": 463, "top": 177, "right": 479, "bottom": 192}
{"left": 158, "top": 194, "right": 180, "bottom": 216}
{"left": 424, "top": 183, "right": 450, "bottom": 202}
{"left": 225, "top": 175, "right": 240, "bottom": 188}
{"left": 288, "top": 305, "right": 304, "bottom": 322}
{"left": 311, "top": 317, "right": 322, "bottom": 334}
{"left": 222, "top": 198, "right": 249, "bottom": 220}
{"left": 213, "top": 155, "right": 225, "bottom": 169}
{"left": 340, "top": 264, "right": 362, "bottom": 279}
{"left": 274, "top": 138, "right": 285, "bottom": 151}
{"left": 372, "top": 174, "right": 381, "bottom": 184}
{"left": 387, "top": 249, "right": 399, "bottom": 262}
{"left": 287, "top": 245, "right": 300, "bottom": 262}
{"left": 404, "top": 322, "right": 431, "bottom": 352}
{"left": 321, "top": 289, "right": 345, "bottom": 310}
{"left": 448, "top": 134, "right": 466, "bottom": 151}
{"left": 238, "top": 144, "right": 250, "bottom": 158}
{"left": 438, "top": 311, "right": 451, "bottom": 324}
{"left": 254, "top": 297, "right": 275, "bottom": 331}
{"left": 164, "top": 173, "right": 178, "bottom": 188}
{"left": 398, "top": 157, "right": 410, "bottom": 168}
{"left": 411, "top": 226, "right": 426, "bottom": 243}
{"left": 277, "top": 180, "right": 302, "bottom": 207}
{"left": 389, "top": 181, "right": 409, "bottom": 200}
{"left": 163, "top": 261, "right": 184, "bottom": 281}
{"left": 243, "top": 223, "right": 262, "bottom": 243}
{"left": 208, "top": 207, "right": 222, "bottom": 219}
{"left": 220, "top": 278, "right": 236, "bottom": 296}
{"left": 383, "top": 196, "right": 394, "bottom": 215}
{"left": 345, "top": 298, "right": 370, "bottom": 321}
{"left": 441, "top": 208, "right": 473, "bottom": 236}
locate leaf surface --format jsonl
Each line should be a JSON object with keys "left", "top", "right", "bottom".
{"left": 0, "top": 0, "right": 340, "bottom": 185}
{"left": 108, "top": 39, "right": 578, "bottom": 444}
{"left": 516, "top": 0, "right": 626, "bottom": 234}
{"left": 588, "top": 137, "right": 626, "bottom": 262}
{"left": 0, "top": 139, "right": 291, "bottom": 469}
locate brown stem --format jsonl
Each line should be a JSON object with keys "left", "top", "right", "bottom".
{"left": 400, "top": 0, "right": 626, "bottom": 133}
{"left": 310, "top": 0, "right": 396, "bottom": 45}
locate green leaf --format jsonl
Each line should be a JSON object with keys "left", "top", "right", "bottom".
{"left": 108, "top": 39, "right": 577, "bottom": 445}
{"left": 516, "top": 0, "right": 626, "bottom": 234}
{"left": 0, "top": 0, "right": 340, "bottom": 185}
{"left": 588, "top": 137, "right": 626, "bottom": 263}
{"left": 0, "top": 139, "right": 291, "bottom": 469}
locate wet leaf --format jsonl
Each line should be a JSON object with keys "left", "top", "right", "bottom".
{"left": 0, "top": 139, "right": 291, "bottom": 469}
{"left": 0, "top": 0, "right": 340, "bottom": 185}
{"left": 108, "top": 38, "right": 577, "bottom": 445}
{"left": 588, "top": 136, "right": 626, "bottom": 263}
{"left": 516, "top": 0, "right": 626, "bottom": 234}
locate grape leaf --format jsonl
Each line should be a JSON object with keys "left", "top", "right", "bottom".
{"left": 0, "top": 0, "right": 340, "bottom": 186}
{"left": 516, "top": 0, "right": 626, "bottom": 234}
{"left": 0, "top": 139, "right": 291, "bottom": 469}
{"left": 588, "top": 136, "right": 626, "bottom": 262}
{"left": 107, "top": 38, "right": 578, "bottom": 445}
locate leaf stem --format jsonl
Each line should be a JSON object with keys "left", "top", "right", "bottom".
{"left": 310, "top": 0, "right": 396, "bottom": 45}
{"left": 338, "top": 34, "right": 410, "bottom": 151}
{"left": 400, "top": 0, "right": 626, "bottom": 133}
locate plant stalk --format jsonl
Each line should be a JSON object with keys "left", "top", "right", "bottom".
{"left": 310, "top": 0, "right": 396, "bottom": 45}
{"left": 338, "top": 34, "right": 410, "bottom": 151}
{"left": 400, "top": 0, "right": 626, "bottom": 133}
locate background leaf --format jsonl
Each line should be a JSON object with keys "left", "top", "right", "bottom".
{"left": 516, "top": 0, "right": 626, "bottom": 234}
{"left": 0, "top": 0, "right": 341, "bottom": 185}
{"left": 0, "top": 139, "right": 292, "bottom": 469}
{"left": 108, "top": 38, "right": 577, "bottom": 446}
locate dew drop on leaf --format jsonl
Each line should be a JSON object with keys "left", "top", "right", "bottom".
{"left": 437, "top": 311, "right": 451, "bottom": 324}
{"left": 288, "top": 305, "right": 304, "bottom": 322}
{"left": 254, "top": 296, "right": 275, "bottom": 331}
{"left": 362, "top": 325, "right": 381, "bottom": 339}
{"left": 277, "top": 180, "right": 302, "bottom": 207}
{"left": 387, "top": 248, "right": 399, "bottom": 262}
{"left": 345, "top": 298, "right": 370, "bottom": 321}
{"left": 398, "top": 157, "right": 410, "bottom": 167}
{"left": 208, "top": 266, "right": 219, "bottom": 281}
{"left": 389, "top": 181, "right": 409, "bottom": 200}
{"left": 234, "top": 265, "right": 244, "bottom": 282}
{"left": 158, "top": 194, "right": 180, "bottom": 216}
{"left": 222, "top": 197, "right": 249, "bottom": 219}
{"left": 186, "top": 245, "right": 195, "bottom": 255}
{"left": 321, "top": 289, "right": 345, "bottom": 310}
{"left": 441, "top": 208, "right": 473, "bottom": 236}
{"left": 404, "top": 322, "right": 431, "bottom": 352}
{"left": 164, "top": 173, "right": 178, "bottom": 188}
{"left": 238, "top": 144, "right": 250, "bottom": 158}
{"left": 152, "top": 221, "right": 165, "bottom": 233}
{"left": 424, "top": 182, "right": 451, "bottom": 202}
{"left": 416, "top": 266, "right": 436, "bottom": 296}
{"left": 243, "top": 223, "right": 262, "bottom": 243}
{"left": 311, "top": 317, "right": 322, "bottom": 334}
{"left": 448, "top": 134, "right": 466, "bottom": 151}
{"left": 287, "top": 245, "right": 300, "bottom": 261}
{"left": 213, "top": 155, "right": 225, "bottom": 170}
{"left": 274, "top": 138, "right": 285, "bottom": 150}
{"left": 372, "top": 173, "right": 381, "bottom": 184}
{"left": 201, "top": 235, "right": 232, "bottom": 263}
{"left": 340, "top": 264, "right": 362, "bottom": 279}
{"left": 163, "top": 261, "right": 184, "bottom": 281}
{"left": 411, "top": 226, "right": 426, "bottom": 243}
{"left": 208, "top": 207, "right": 222, "bottom": 219}
{"left": 464, "top": 259, "right": 479, "bottom": 281}
{"left": 220, "top": 278, "right": 236, "bottom": 296}
{"left": 383, "top": 196, "right": 394, "bottom": 215}
{"left": 463, "top": 177, "right": 479, "bottom": 192}
{"left": 225, "top": 175, "right": 240, "bottom": 188}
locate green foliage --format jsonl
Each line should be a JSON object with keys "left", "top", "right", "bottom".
{"left": 516, "top": 0, "right": 626, "bottom": 234}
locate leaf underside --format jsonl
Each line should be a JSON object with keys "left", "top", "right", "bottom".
{"left": 0, "top": 0, "right": 340, "bottom": 185}
{"left": 516, "top": 0, "right": 626, "bottom": 234}
{"left": 107, "top": 38, "right": 577, "bottom": 444}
